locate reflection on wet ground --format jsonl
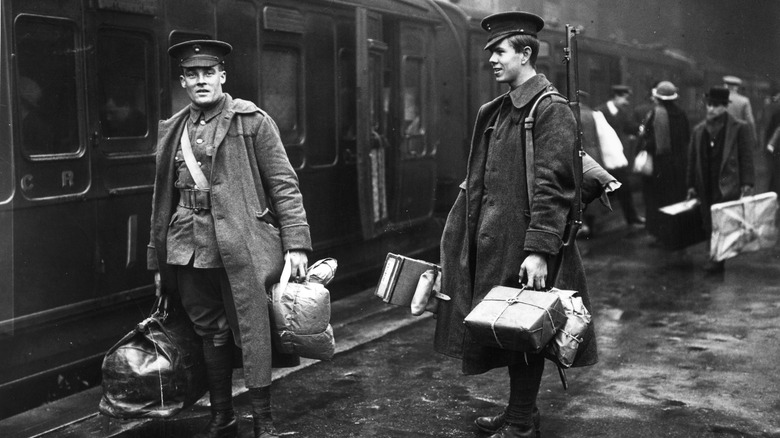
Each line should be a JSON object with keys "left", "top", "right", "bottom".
{"left": 115, "top": 214, "right": 780, "bottom": 438}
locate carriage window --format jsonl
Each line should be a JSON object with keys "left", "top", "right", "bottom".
{"left": 217, "top": 0, "right": 258, "bottom": 103}
{"left": 338, "top": 49, "right": 356, "bottom": 145}
{"left": 402, "top": 57, "right": 424, "bottom": 138}
{"left": 261, "top": 46, "right": 301, "bottom": 144}
{"left": 14, "top": 16, "right": 81, "bottom": 157}
{"left": 97, "top": 30, "right": 151, "bottom": 142}
{"left": 538, "top": 41, "right": 550, "bottom": 59}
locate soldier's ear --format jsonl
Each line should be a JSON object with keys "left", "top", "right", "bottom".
{"left": 180, "top": 75, "right": 186, "bottom": 88}
{"left": 219, "top": 70, "right": 226, "bottom": 85}
{"left": 520, "top": 46, "right": 532, "bottom": 64}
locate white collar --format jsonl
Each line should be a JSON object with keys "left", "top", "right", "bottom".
{"left": 606, "top": 100, "right": 619, "bottom": 116}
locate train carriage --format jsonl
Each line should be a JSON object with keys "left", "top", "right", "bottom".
{"left": 0, "top": 0, "right": 449, "bottom": 418}
{"left": 0, "top": 0, "right": 767, "bottom": 421}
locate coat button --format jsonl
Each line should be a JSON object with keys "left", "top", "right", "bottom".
{"left": 196, "top": 138, "right": 204, "bottom": 144}
{"left": 199, "top": 120, "right": 206, "bottom": 126}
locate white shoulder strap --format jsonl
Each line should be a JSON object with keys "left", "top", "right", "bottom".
{"left": 180, "top": 127, "right": 210, "bottom": 190}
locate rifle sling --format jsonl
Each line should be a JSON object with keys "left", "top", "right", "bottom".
{"left": 523, "top": 91, "right": 582, "bottom": 214}
{"left": 522, "top": 89, "right": 583, "bottom": 282}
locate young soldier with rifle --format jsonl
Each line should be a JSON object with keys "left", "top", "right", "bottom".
{"left": 434, "top": 13, "right": 611, "bottom": 438}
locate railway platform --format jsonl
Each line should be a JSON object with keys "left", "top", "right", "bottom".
{"left": 2, "top": 201, "right": 780, "bottom": 438}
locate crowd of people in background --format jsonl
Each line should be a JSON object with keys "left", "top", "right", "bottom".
{"left": 580, "top": 74, "right": 776, "bottom": 275}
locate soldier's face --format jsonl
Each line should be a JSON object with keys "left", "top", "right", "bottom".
{"left": 489, "top": 39, "right": 526, "bottom": 89}
{"left": 180, "top": 66, "right": 226, "bottom": 108}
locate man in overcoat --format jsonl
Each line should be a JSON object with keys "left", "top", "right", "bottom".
{"left": 596, "top": 85, "right": 644, "bottom": 227}
{"left": 434, "top": 12, "right": 599, "bottom": 438}
{"left": 686, "top": 86, "right": 755, "bottom": 273}
{"left": 723, "top": 75, "right": 756, "bottom": 142}
{"left": 148, "top": 40, "right": 311, "bottom": 438}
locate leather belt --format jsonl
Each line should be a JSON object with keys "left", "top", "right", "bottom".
{"left": 178, "top": 188, "right": 211, "bottom": 211}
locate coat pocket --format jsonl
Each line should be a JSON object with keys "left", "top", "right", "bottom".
{"left": 256, "top": 208, "right": 279, "bottom": 228}
{"left": 168, "top": 210, "right": 180, "bottom": 227}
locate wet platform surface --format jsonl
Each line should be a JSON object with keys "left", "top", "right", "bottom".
{"left": 3, "top": 201, "right": 780, "bottom": 437}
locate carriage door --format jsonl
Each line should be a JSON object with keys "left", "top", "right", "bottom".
{"left": 86, "top": 3, "right": 158, "bottom": 293}
{"left": 355, "top": 8, "right": 388, "bottom": 238}
{"left": 393, "top": 22, "right": 436, "bottom": 224}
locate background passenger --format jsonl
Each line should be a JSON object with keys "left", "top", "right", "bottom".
{"left": 686, "top": 86, "right": 755, "bottom": 274}
{"left": 636, "top": 81, "right": 690, "bottom": 244}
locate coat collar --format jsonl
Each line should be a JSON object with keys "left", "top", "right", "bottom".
{"left": 161, "top": 93, "right": 259, "bottom": 130}
{"left": 158, "top": 94, "right": 263, "bottom": 164}
{"left": 694, "top": 113, "right": 743, "bottom": 173}
{"left": 212, "top": 94, "right": 260, "bottom": 152}
{"left": 508, "top": 74, "right": 553, "bottom": 109}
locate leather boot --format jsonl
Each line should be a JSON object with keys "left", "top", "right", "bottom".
{"left": 195, "top": 410, "right": 238, "bottom": 438}
{"left": 487, "top": 422, "right": 536, "bottom": 438}
{"left": 475, "top": 410, "right": 506, "bottom": 433}
{"left": 195, "top": 340, "right": 237, "bottom": 438}
{"left": 476, "top": 407, "right": 540, "bottom": 436}
{"left": 250, "top": 386, "right": 279, "bottom": 438}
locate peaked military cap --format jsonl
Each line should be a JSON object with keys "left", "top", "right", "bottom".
{"left": 168, "top": 39, "right": 233, "bottom": 68}
{"left": 706, "top": 87, "right": 730, "bottom": 106}
{"left": 481, "top": 11, "right": 545, "bottom": 50}
{"left": 722, "top": 75, "right": 743, "bottom": 86}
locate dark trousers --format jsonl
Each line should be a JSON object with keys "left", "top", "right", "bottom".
{"left": 505, "top": 354, "right": 545, "bottom": 425}
{"left": 610, "top": 166, "right": 641, "bottom": 223}
{"left": 175, "top": 263, "right": 238, "bottom": 347}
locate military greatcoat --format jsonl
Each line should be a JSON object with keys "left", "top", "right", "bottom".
{"left": 434, "top": 74, "right": 598, "bottom": 375}
{"left": 148, "top": 94, "right": 311, "bottom": 388}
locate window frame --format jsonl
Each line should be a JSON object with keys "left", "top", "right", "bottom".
{"left": 95, "top": 26, "right": 156, "bottom": 157}
{"left": 13, "top": 14, "right": 87, "bottom": 162}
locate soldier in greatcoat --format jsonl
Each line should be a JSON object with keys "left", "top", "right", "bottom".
{"left": 434, "top": 12, "right": 599, "bottom": 438}
{"left": 148, "top": 40, "right": 311, "bottom": 438}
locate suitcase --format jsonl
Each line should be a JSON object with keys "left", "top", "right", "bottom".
{"left": 463, "top": 286, "right": 566, "bottom": 353}
{"left": 710, "top": 192, "right": 778, "bottom": 262}
{"left": 374, "top": 253, "right": 440, "bottom": 307}
{"left": 656, "top": 199, "right": 708, "bottom": 250}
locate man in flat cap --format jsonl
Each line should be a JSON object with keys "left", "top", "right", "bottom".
{"left": 434, "top": 11, "right": 600, "bottom": 438}
{"left": 723, "top": 75, "right": 757, "bottom": 143}
{"left": 686, "top": 86, "right": 754, "bottom": 274}
{"left": 148, "top": 39, "right": 311, "bottom": 438}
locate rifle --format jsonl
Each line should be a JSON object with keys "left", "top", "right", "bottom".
{"left": 563, "top": 24, "right": 584, "bottom": 247}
